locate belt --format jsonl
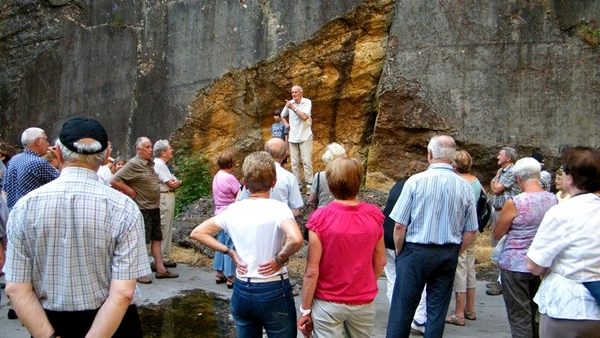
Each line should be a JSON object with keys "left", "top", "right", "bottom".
{"left": 160, "top": 190, "right": 174, "bottom": 193}
{"left": 494, "top": 207, "right": 502, "bottom": 211}
{"left": 240, "top": 273, "right": 289, "bottom": 284}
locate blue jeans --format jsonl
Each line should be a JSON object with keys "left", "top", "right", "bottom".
{"left": 230, "top": 277, "right": 297, "bottom": 338}
{"left": 386, "top": 243, "right": 459, "bottom": 338}
{"left": 213, "top": 231, "right": 235, "bottom": 276}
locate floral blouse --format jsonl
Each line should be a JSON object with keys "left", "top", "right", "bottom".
{"left": 499, "top": 191, "right": 557, "bottom": 272}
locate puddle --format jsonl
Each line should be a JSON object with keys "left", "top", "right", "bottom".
{"left": 138, "top": 289, "right": 236, "bottom": 337}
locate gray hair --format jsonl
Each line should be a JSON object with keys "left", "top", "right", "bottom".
{"left": 135, "top": 137, "right": 150, "bottom": 149}
{"left": 57, "top": 139, "right": 107, "bottom": 167}
{"left": 153, "top": 139, "right": 170, "bottom": 157}
{"left": 502, "top": 147, "right": 518, "bottom": 162}
{"left": 427, "top": 135, "right": 456, "bottom": 161}
{"left": 513, "top": 157, "right": 541, "bottom": 182}
{"left": 292, "top": 85, "right": 303, "bottom": 93}
{"left": 321, "top": 143, "right": 346, "bottom": 164}
{"left": 21, "top": 127, "right": 45, "bottom": 147}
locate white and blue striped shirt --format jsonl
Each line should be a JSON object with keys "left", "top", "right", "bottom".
{"left": 390, "top": 163, "right": 478, "bottom": 245}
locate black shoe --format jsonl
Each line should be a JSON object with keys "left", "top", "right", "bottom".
{"left": 486, "top": 282, "right": 503, "bottom": 295}
{"left": 0, "top": 282, "right": 5, "bottom": 289}
{"left": 7, "top": 308, "right": 18, "bottom": 320}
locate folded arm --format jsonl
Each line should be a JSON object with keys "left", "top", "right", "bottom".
{"left": 526, "top": 257, "right": 548, "bottom": 277}
{"left": 493, "top": 198, "right": 517, "bottom": 240}
{"left": 110, "top": 180, "right": 137, "bottom": 199}
{"left": 5, "top": 282, "right": 55, "bottom": 338}
{"left": 393, "top": 223, "right": 407, "bottom": 256}
{"left": 191, "top": 218, "right": 248, "bottom": 274}
{"left": 85, "top": 279, "right": 136, "bottom": 338}
{"left": 373, "top": 237, "right": 386, "bottom": 278}
{"left": 297, "top": 230, "right": 321, "bottom": 337}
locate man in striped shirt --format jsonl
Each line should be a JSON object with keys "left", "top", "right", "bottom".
{"left": 386, "top": 135, "right": 478, "bottom": 338}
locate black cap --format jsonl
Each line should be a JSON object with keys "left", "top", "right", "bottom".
{"left": 59, "top": 117, "right": 108, "bottom": 154}
{"left": 530, "top": 152, "right": 544, "bottom": 163}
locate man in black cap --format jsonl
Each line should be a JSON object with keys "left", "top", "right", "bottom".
{"left": 531, "top": 152, "right": 552, "bottom": 191}
{"left": 4, "top": 117, "right": 150, "bottom": 338}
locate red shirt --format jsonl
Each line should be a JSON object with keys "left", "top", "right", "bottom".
{"left": 307, "top": 201, "right": 384, "bottom": 304}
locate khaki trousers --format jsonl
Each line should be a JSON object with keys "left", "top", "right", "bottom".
{"left": 159, "top": 192, "right": 176, "bottom": 257}
{"left": 289, "top": 135, "right": 313, "bottom": 187}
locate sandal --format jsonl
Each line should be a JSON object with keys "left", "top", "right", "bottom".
{"left": 445, "top": 313, "right": 466, "bottom": 326}
{"left": 215, "top": 275, "right": 227, "bottom": 284}
{"left": 226, "top": 278, "right": 235, "bottom": 289}
{"left": 464, "top": 310, "right": 477, "bottom": 320}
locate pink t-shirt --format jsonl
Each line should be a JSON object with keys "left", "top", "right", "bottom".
{"left": 306, "top": 201, "right": 384, "bottom": 304}
{"left": 212, "top": 170, "right": 240, "bottom": 215}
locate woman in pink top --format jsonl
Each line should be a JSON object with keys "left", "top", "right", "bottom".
{"left": 212, "top": 152, "right": 241, "bottom": 288}
{"left": 298, "top": 157, "right": 386, "bottom": 338}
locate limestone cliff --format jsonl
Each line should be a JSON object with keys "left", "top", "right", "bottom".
{"left": 171, "top": 0, "right": 395, "bottom": 182}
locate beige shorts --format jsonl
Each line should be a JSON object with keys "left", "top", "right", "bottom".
{"left": 453, "top": 236, "right": 478, "bottom": 292}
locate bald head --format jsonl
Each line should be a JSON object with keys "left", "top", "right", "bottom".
{"left": 265, "top": 138, "right": 287, "bottom": 162}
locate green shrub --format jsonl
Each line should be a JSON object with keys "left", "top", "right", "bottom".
{"left": 173, "top": 146, "right": 212, "bottom": 216}
{"left": 577, "top": 22, "right": 599, "bottom": 47}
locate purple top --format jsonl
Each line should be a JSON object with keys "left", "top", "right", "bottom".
{"left": 212, "top": 170, "right": 240, "bottom": 215}
{"left": 499, "top": 191, "right": 557, "bottom": 272}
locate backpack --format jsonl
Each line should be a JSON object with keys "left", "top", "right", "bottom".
{"left": 476, "top": 189, "right": 493, "bottom": 233}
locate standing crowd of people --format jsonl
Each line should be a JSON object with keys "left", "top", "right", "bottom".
{"left": 1, "top": 85, "right": 599, "bottom": 338}
{"left": 0, "top": 118, "right": 183, "bottom": 337}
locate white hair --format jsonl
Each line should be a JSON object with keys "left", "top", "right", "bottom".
{"left": 427, "top": 135, "right": 456, "bottom": 160}
{"left": 513, "top": 157, "right": 541, "bottom": 181}
{"left": 135, "top": 137, "right": 150, "bottom": 149}
{"left": 321, "top": 143, "right": 346, "bottom": 164}
{"left": 21, "top": 128, "right": 45, "bottom": 147}
{"left": 153, "top": 139, "right": 170, "bottom": 157}
{"left": 57, "top": 139, "right": 107, "bottom": 166}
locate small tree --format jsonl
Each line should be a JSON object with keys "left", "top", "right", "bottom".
{"left": 173, "top": 145, "right": 212, "bottom": 216}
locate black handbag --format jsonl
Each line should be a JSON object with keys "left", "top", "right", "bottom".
{"left": 583, "top": 281, "right": 600, "bottom": 305}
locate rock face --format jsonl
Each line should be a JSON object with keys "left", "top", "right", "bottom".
{"left": 171, "top": 0, "right": 395, "bottom": 180}
{"left": 1, "top": 0, "right": 598, "bottom": 190}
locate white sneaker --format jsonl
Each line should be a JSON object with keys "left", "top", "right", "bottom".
{"left": 410, "top": 321, "right": 425, "bottom": 336}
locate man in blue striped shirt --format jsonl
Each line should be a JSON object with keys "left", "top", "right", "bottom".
{"left": 386, "top": 135, "right": 478, "bottom": 338}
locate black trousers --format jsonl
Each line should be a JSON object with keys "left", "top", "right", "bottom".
{"left": 42, "top": 304, "right": 142, "bottom": 338}
{"left": 386, "top": 243, "right": 460, "bottom": 338}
